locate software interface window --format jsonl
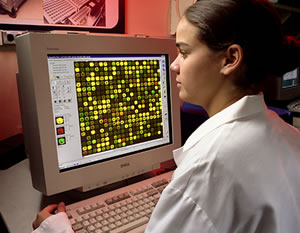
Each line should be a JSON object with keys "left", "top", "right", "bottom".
{"left": 48, "top": 54, "right": 171, "bottom": 171}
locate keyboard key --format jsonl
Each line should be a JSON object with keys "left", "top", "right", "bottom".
{"left": 94, "top": 222, "right": 102, "bottom": 229}
{"left": 87, "top": 225, "right": 96, "bottom": 231}
{"left": 89, "top": 218, "right": 97, "bottom": 224}
{"left": 82, "top": 220, "right": 90, "bottom": 227}
{"left": 110, "top": 216, "right": 149, "bottom": 233}
{"left": 96, "top": 215, "right": 104, "bottom": 222}
{"left": 151, "top": 179, "right": 168, "bottom": 188}
{"left": 89, "top": 212, "right": 96, "bottom": 218}
{"left": 70, "top": 218, "right": 76, "bottom": 225}
{"left": 77, "top": 207, "right": 85, "bottom": 215}
{"left": 75, "top": 216, "right": 83, "bottom": 223}
{"left": 102, "top": 226, "right": 110, "bottom": 232}
{"left": 76, "top": 229, "right": 88, "bottom": 233}
{"left": 72, "top": 223, "right": 83, "bottom": 231}
{"left": 84, "top": 205, "right": 92, "bottom": 212}
{"left": 147, "top": 189, "right": 159, "bottom": 196}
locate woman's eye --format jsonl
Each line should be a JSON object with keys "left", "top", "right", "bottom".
{"left": 180, "top": 51, "right": 188, "bottom": 58}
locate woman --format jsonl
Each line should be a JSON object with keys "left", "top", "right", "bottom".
{"left": 32, "top": 0, "right": 300, "bottom": 232}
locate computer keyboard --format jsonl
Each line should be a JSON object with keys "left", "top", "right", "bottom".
{"left": 66, "top": 170, "right": 173, "bottom": 233}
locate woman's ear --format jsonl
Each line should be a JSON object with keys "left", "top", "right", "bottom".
{"left": 220, "top": 44, "right": 243, "bottom": 75}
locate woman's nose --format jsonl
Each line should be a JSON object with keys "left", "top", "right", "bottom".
{"left": 170, "top": 56, "right": 180, "bottom": 74}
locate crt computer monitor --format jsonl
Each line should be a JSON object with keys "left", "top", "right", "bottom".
{"left": 264, "top": 67, "right": 300, "bottom": 101}
{"left": 15, "top": 32, "right": 181, "bottom": 196}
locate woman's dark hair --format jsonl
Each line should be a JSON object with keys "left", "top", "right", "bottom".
{"left": 185, "top": 0, "right": 300, "bottom": 87}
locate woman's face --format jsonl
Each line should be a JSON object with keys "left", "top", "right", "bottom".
{"left": 171, "top": 17, "right": 224, "bottom": 108}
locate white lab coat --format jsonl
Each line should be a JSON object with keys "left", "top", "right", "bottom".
{"left": 145, "top": 94, "right": 300, "bottom": 233}
{"left": 32, "top": 212, "right": 73, "bottom": 233}
{"left": 33, "top": 94, "right": 300, "bottom": 233}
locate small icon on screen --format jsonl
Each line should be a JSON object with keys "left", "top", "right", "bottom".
{"left": 57, "top": 137, "right": 66, "bottom": 145}
{"left": 56, "top": 127, "right": 65, "bottom": 135}
{"left": 56, "top": 116, "right": 64, "bottom": 125}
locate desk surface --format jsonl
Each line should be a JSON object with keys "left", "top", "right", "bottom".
{"left": 0, "top": 159, "right": 42, "bottom": 233}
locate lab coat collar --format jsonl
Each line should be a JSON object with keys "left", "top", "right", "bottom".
{"left": 182, "top": 94, "right": 267, "bottom": 154}
{"left": 173, "top": 147, "right": 185, "bottom": 166}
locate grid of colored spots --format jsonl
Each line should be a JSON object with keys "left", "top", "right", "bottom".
{"left": 74, "top": 59, "right": 164, "bottom": 156}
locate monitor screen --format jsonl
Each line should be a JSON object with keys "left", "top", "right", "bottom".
{"left": 16, "top": 33, "right": 181, "bottom": 195}
{"left": 264, "top": 67, "right": 300, "bottom": 101}
{"left": 282, "top": 67, "right": 299, "bottom": 89}
{"left": 48, "top": 54, "right": 172, "bottom": 172}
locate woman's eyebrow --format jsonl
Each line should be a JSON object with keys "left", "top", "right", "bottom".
{"left": 176, "top": 42, "right": 190, "bottom": 49}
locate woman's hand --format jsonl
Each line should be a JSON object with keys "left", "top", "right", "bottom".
{"left": 32, "top": 202, "right": 66, "bottom": 229}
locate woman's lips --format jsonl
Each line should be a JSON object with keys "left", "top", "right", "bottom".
{"left": 176, "top": 80, "right": 182, "bottom": 88}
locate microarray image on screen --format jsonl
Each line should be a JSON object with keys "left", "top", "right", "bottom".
{"left": 74, "top": 59, "right": 163, "bottom": 156}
